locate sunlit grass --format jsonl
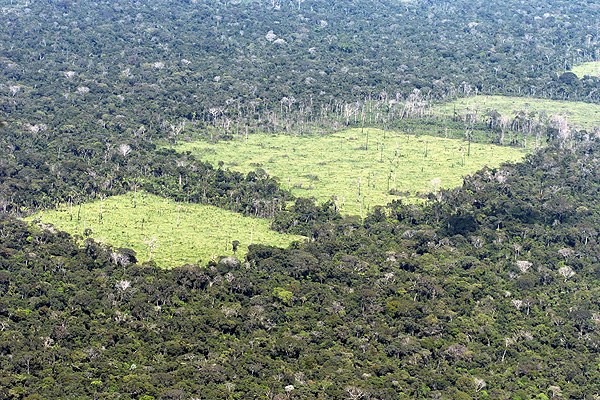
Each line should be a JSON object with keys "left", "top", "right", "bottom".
{"left": 434, "top": 95, "right": 600, "bottom": 131}
{"left": 571, "top": 61, "right": 600, "bottom": 78}
{"left": 27, "top": 192, "right": 304, "bottom": 268}
{"left": 176, "top": 128, "right": 526, "bottom": 216}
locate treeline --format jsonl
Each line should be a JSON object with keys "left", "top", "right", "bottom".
{"left": 2, "top": 93, "right": 591, "bottom": 225}
{"left": 1, "top": 0, "right": 598, "bottom": 141}
{"left": 1, "top": 139, "right": 599, "bottom": 399}
{"left": 0, "top": 122, "right": 292, "bottom": 218}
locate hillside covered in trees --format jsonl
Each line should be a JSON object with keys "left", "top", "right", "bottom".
{"left": 0, "top": 0, "right": 599, "bottom": 399}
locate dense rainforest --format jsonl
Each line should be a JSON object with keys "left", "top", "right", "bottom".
{"left": 1, "top": 0, "right": 599, "bottom": 140}
{"left": 0, "top": 0, "right": 599, "bottom": 399}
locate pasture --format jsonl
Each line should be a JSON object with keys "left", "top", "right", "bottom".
{"left": 176, "top": 128, "right": 526, "bottom": 216}
{"left": 434, "top": 95, "right": 600, "bottom": 131}
{"left": 571, "top": 61, "right": 600, "bottom": 78}
{"left": 27, "top": 192, "right": 304, "bottom": 267}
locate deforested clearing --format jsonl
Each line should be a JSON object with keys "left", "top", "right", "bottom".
{"left": 571, "top": 61, "right": 600, "bottom": 78}
{"left": 27, "top": 192, "right": 304, "bottom": 267}
{"left": 176, "top": 128, "right": 526, "bottom": 216}
{"left": 434, "top": 95, "right": 600, "bottom": 131}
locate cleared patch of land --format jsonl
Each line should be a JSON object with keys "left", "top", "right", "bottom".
{"left": 434, "top": 95, "right": 600, "bottom": 131}
{"left": 571, "top": 61, "right": 600, "bottom": 78}
{"left": 27, "top": 192, "right": 304, "bottom": 267}
{"left": 176, "top": 128, "right": 526, "bottom": 216}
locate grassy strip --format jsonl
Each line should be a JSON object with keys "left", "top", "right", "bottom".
{"left": 433, "top": 95, "right": 600, "bottom": 131}
{"left": 571, "top": 61, "right": 600, "bottom": 78}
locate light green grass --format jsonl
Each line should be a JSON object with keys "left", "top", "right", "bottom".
{"left": 434, "top": 95, "right": 600, "bottom": 131}
{"left": 176, "top": 128, "right": 526, "bottom": 216}
{"left": 571, "top": 61, "right": 600, "bottom": 78}
{"left": 26, "top": 192, "right": 304, "bottom": 268}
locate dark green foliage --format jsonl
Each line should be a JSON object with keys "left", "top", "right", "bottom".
{"left": 1, "top": 0, "right": 598, "bottom": 142}
{"left": 1, "top": 140, "right": 599, "bottom": 399}
{"left": 0, "top": 124, "right": 292, "bottom": 216}
{"left": 271, "top": 197, "right": 341, "bottom": 236}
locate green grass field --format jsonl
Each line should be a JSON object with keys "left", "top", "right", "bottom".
{"left": 571, "top": 61, "right": 600, "bottom": 78}
{"left": 27, "top": 192, "right": 304, "bottom": 267}
{"left": 176, "top": 128, "right": 526, "bottom": 216}
{"left": 434, "top": 95, "right": 600, "bottom": 131}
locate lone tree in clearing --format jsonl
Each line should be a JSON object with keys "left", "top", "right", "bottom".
{"left": 232, "top": 240, "right": 240, "bottom": 254}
